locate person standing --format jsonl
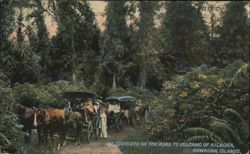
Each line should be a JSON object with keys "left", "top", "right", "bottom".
{"left": 99, "top": 107, "right": 108, "bottom": 138}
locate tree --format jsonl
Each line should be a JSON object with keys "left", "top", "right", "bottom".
{"left": 0, "top": 0, "right": 38, "bottom": 84}
{"left": 33, "top": 0, "right": 50, "bottom": 82}
{"left": 136, "top": 1, "right": 164, "bottom": 89}
{"left": 160, "top": 1, "right": 210, "bottom": 69}
{"left": 47, "top": 0, "right": 100, "bottom": 84}
{"left": 218, "top": 1, "right": 249, "bottom": 63}
{"left": 16, "top": 9, "right": 24, "bottom": 46}
{"left": 74, "top": 1, "right": 101, "bottom": 87}
{"left": 98, "top": 1, "right": 129, "bottom": 91}
{"left": 0, "top": 0, "right": 16, "bottom": 71}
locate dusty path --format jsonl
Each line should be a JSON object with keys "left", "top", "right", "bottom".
{"left": 59, "top": 126, "right": 139, "bottom": 154}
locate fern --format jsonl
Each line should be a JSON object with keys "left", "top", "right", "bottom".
{"left": 210, "top": 116, "right": 228, "bottom": 125}
{"left": 210, "top": 121, "right": 242, "bottom": 148}
{"left": 0, "top": 132, "right": 11, "bottom": 145}
{"left": 184, "top": 127, "right": 223, "bottom": 142}
{"left": 187, "top": 135, "right": 221, "bottom": 143}
{"left": 223, "top": 108, "right": 245, "bottom": 123}
{"left": 223, "top": 108, "right": 249, "bottom": 144}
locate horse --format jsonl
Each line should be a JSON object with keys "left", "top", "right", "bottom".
{"left": 134, "top": 103, "right": 149, "bottom": 124}
{"left": 11, "top": 104, "right": 42, "bottom": 143}
{"left": 34, "top": 108, "right": 66, "bottom": 149}
{"left": 64, "top": 111, "right": 82, "bottom": 145}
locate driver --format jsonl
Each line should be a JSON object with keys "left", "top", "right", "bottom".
{"left": 108, "top": 101, "right": 121, "bottom": 114}
{"left": 93, "top": 100, "right": 101, "bottom": 114}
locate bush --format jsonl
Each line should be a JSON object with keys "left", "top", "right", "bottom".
{"left": 13, "top": 81, "right": 88, "bottom": 108}
{"left": 109, "top": 86, "right": 156, "bottom": 105}
{"left": 145, "top": 60, "right": 249, "bottom": 149}
{"left": 0, "top": 73, "right": 23, "bottom": 153}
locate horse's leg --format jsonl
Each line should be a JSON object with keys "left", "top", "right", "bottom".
{"left": 50, "top": 130, "right": 54, "bottom": 145}
{"left": 23, "top": 127, "right": 29, "bottom": 143}
{"left": 44, "top": 127, "right": 48, "bottom": 145}
{"left": 28, "top": 128, "right": 32, "bottom": 142}
{"left": 37, "top": 127, "right": 43, "bottom": 144}
{"left": 58, "top": 124, "right": 66, "bottom": 150}
{"left": 76, "top": 123, "right": 81, "bottom": 145}
{"left": 62, "top": 124, "right": 67, "bottom": 147}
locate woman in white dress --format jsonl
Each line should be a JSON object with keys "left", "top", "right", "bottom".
{"left": 99, "top": 107, "right": 108, "bottom": 138}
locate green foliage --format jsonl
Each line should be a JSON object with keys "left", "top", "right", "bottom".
{"left": 4, "top": 47, "right": 39, "bottom": 84}
{"left": 13, "top": 81, "right": 87, "bottom": 107}
{"left": 0, "top": 1, "right": 249, "bottom": 153}
{"left": 0, "top": 0, "right": 15, "bottom": 43}
{"left": 0, "top": 76, "right": 24, "bottom": 153}
{"left": 185, "top": 108, "right": 249, "bottom": 153}
{"left": 184, "top": 127, "right": 223, "bottom": 143}
{"left": 145, "top": 61, "right": 249, "bottom": 150}
{"left": 136, "top": 1, "right": 165, "bottom": 89}
{"left": 97, "top": 1, "right": 130, "bottom": 90}
{"left": 13, "top": 83, "right": 53, "bottom": 107}
{"left": 160, "top": 1, "right": 210, "bottom": 67}
{"left": 47, "top": 0, "right": 100, "bottom": 83}
{"left": 218, "top": 1, "right": 249, "bottom": 63}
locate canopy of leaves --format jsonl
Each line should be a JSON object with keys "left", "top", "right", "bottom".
{"left": 160, "top": 1, "right": 210, "bottom": 68}
{"left": 218, "top": 1, "right": 250, "bottom": 63}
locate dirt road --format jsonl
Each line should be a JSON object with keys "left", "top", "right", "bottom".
{"left": 59, "top": 126, "right": 139, "bottom": 154}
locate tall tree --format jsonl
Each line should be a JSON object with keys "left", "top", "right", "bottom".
{"left": 160, "top": 1, "right": 210, "bottom": 69}
{"left": 218, "top": 1, "right": 249, "bottom": 63}
{"left": 16, "top": 9, "right": 24, "bottom": 46}
{"left": 98, "top": 1, "right": 129, "bottom": 91}
{"left": 136, "top": 1, "right": 164, "bottom": 89}
{"left": 33, "top": 0, "right": 50, "bottom": 81}
{"left": 0, "top": 0, "right": 16, "bottom": 78}
{"left": 15, "top": 0, "right": 50, "bottom": 82}
{"left": 0, "top": 1, "right": 39, "bottom": 84}
{"left": 47, "top": 0, "right": 100, "bottom": 84}
{"left": 47, "top": 0, "right": 79, "bottom": 82}
{"left": 74, "top": 1, "right": 101, "bottom": 87}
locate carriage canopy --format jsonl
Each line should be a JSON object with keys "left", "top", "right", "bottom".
{"left": 105, "top": 96, "right": 136, "bottom": 104}
{"left": 63, "top": 91, "right": 96, "bottom": 107}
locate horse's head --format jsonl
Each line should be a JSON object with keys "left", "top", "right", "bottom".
{"left": 33, "top": 108, "right": 46, "bottom": 127}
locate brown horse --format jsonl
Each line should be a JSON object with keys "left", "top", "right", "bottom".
{"left": 34, "top": 108, "right": 66, "bottom": 148}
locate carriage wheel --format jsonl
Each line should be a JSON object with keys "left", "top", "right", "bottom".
{"left": 87, "top": 121, "right": 93, "bottom": 143}
{"left": 95, "top": 116, "right": 100, "bottom": 140}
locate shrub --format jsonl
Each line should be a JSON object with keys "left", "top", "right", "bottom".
{"left": 145, "top": 60, "right": 249, "bottom": 149}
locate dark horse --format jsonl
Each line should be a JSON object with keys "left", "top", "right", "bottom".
{"left": 134, "top": 104, "right": 149, "bottom": 124}
{"left": 11, "top": 104, "right": 42, "bottom": 143}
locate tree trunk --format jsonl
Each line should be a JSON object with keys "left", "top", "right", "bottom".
{"left": 112, "top": 73, "right": 116, "bottom": 90}
{"left": 70, "top": 20, "right": 76, "bottom": 83}
{"left": 140, "top": 65, "right": 146, "bottom": 89}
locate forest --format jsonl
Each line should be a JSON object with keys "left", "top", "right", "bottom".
{"left": 0, "top": 1, "right": 249, "bottom": 153}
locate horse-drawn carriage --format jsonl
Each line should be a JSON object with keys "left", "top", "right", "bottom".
{"left": 104, "top": 96, "right": 136, "bottom": 131}
{"left": 63, "top": 91, "right": 101, "bottom": 143}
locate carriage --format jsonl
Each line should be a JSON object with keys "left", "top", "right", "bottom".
{"left": 62, "top": 91, "right": 101, "bottom": 143}
{"left": 104, "top": 96, "right": 136, "bottom": 131}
